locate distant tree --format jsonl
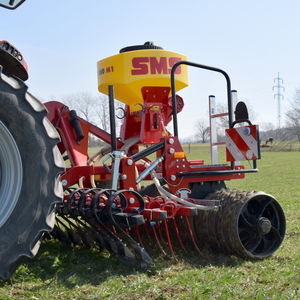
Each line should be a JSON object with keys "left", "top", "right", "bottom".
{"left": 195, "top": 119, "right": 210, "bottom": 143}
{"left": 286, "top": 89, "right": 300, "bottom": 141}
{"left": 260, "top": 127, "right": 291, "bottom": 142}
{"left": 61, "top": 92, "right": 124, "bottom": 133}
{"left": 95, "top": 94, "right": 109, "bottom": 132}
{"left": 260, "top": 122, "right": 275, "bottom": 132}
{"left": 62, "top": 92, "right": 97, "bottom": 124}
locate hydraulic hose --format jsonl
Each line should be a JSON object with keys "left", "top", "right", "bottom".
{"left": 151, "top": 172, "right": 218, "bottom": 211}
{"left": 139, "top": 159, "right": 218, "bottom": 211}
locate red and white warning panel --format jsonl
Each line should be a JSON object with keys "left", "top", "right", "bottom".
{"left": 225, "top": 125, "right": 260, "bottom": 161}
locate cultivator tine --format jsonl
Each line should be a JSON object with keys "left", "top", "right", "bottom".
{"left": 56, "top": 188, "right": 136, "bottom": 263}
{"left": 87, "top": 216, "right": 136, "bottom": 264}
{"left": 157, "top": 221, "right": 167, "bottom": 248}
{"left": 136, "top": 223, "right": 161, "bottom": 257}
{"left": 60, "top": 215, "right": 95, "bottom": 248}
{"left": 55, "top": 216, "right": 83, "bottom": 246}
{"left": 52, "top": 181, "right": 228, "bottom": 269}
{"left": 52, "top": 180, "right": 286, "bottom": 269}
{"left": 122, "top": 197, "right": 202, "bottom": 259}
{"left": 74, "top": 217, "right": 102, "bottom": 249}
{"left": 171, "top": 217, "right": 186, "bottom": 252}
{"left": 102, "top": 190, "right": 153, "bottom": 268}
{"left": 152, "top": 224, "right": 168, "bottom": 256}
{"left": 161, "top": 202, "right": 182, "bottom": 258}
{"left": 51, "top": 224, "right": 70, "bottom": 244}
{"left": 139, "top": 201, "right": 197, "bottom": 258}
{"left": 89, "top": 189, "right": 139, "bottom": 264}
{"left": 184, "top": 216, "right": 202, "bottom": 255}
{"left": 54, "top": 187, "right": 154, "bottom": 268}
{"left": 163, "top": 219, "right": 176, "bottom": 259}
{"left": 150, "top": 220, "right": 175, "bottom": 258}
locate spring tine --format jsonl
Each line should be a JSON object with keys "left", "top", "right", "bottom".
{"left": 58, "top": 187, "right": 154, "bottom": 268}
{"left": 56, "top": 217, "right": 83, "bottom": 246}
{"left": 184, "top": 216, "right": 202, "bottom": 255}
{"left": 140, "top": 222, "right": 153, "bottom": 251}
{"left": 172, "top": 217, "right": 186, "bottom": 252}
{"left": 74, "top": 217, "right": 102, "bottom": 249}
{"left": 87, "top": 215, "right": 137, "bottom": 264}
{"left": 163, "top": 219, "right": 176, "bottom": 259}
{"left": 89, "top": 222, "right": 113, "bottom": 252}
{"left": 51, "top": 224, "right": 70, "bottom": 244}
{"left": 157, "top": 221, "right": 168, "bottom": 249}
{"left": 92, "top": 189, "right": 143, "bottom": 264}
{"left": 55, "top": 216, "right": 66, "bottom": 228}
{"left": 101, "top": 190, "right": 153, "bottom": 268}
{"left": 89, "top": 219, "right": 122, "bottom": 256}
{"left": 152, "top": 225, "right": 167, "bottom": 256}
{"left": 78, "top": 228, "right": 95, "bottom": 248}
{"left": 59, "top": 215, "right": 78, "bottom": 229}
{"left": 59, "top": 214, "right": 86, "bottom": 243}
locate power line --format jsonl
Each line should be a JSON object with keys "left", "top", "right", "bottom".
{"left": 272, "top": 72, "right": 284, "bottom": 128}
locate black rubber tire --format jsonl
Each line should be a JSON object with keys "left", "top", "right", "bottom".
{"left": 194, "top": 188, "right": 286, "bottom": 259}
{"left": 139, "top": 179, "right": 167, "bottom": 197}
{"left": 0, "top": 69, "right": 64, "bottom": 280}
{"left": 139, "top": 183, "right": 160, "bottom": 197}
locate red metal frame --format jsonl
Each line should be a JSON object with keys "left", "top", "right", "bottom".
{"left": 39, "top": 49, "right": 277, "bottom": 264}
{"left": 45, "top": 88, "right": 247, "bottom": 224}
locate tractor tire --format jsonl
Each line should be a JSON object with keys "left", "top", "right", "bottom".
{"left": 0, "top": 69, "right": 64, "bottom": 280}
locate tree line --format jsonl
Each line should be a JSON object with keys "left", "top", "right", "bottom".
{"left": 51, "top": 92, "right": 124, "bottom": 147}
{"left": 53, "top": 88, "right": 300, "bottom": 147}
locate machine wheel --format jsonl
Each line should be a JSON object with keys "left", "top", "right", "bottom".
{"left": 194, "top": 189, "right": 285, "bottom": 259}
{"left": 0, "top": 70, "right": 64, "bottom": 279}
{"left": 139, "top": 179, "right": 167, "bottom": 197}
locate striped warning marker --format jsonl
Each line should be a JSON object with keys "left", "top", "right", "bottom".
{"left": 225, "top": 125, "right": 260, "bottom": 161}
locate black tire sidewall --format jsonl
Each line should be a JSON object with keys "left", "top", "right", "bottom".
{"left": 0, "top": 80, "right": 61, "bottom": 278}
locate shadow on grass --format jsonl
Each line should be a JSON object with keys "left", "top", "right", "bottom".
{"left": 7, "top": 240, "right": 147, "bottom": 288}
{"left": 0, "top": 239, "right": 250, "bottom": 290}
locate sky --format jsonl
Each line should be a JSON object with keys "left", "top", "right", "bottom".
{"left": 1, "top": 0, "right": 300, "bottom": 138}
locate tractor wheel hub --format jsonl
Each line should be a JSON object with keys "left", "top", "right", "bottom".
{"left": 0, "top": 120, "right": 23, "bottom": 228}
{"left": 257, "top": 217, "right": 272, "bottom": 235}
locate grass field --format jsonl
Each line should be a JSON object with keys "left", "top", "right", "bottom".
{"left": 0, "top": 146, "right": 299, "bottom": 299}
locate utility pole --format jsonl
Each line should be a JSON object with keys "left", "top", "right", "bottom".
{"left": 272, "top": 73, "right": 284, "bottom": 128}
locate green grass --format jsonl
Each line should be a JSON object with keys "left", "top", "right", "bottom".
{"left": 0, "top": 148, "right": 299, "bottom": 299}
